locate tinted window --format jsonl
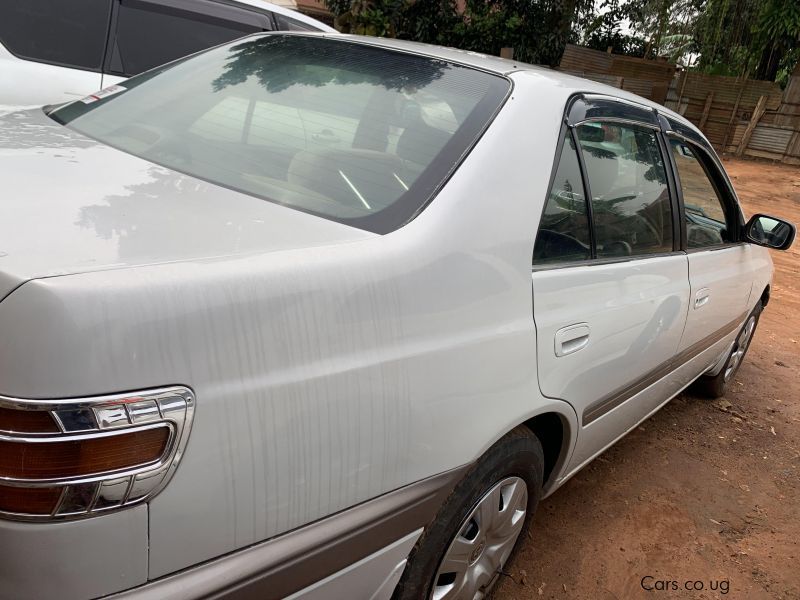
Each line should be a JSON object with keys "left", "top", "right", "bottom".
{"left": 534, "top": 132, "right": 591, "bottom": 264}
{"left": 669, "top": 139, "right": 732, "bottom": 248}
{"left": 52, "top": 35, "right": 510, "bottom": 234}
{"left": 577, "top": 122, "right": 673, "bottom": 257}
{"left": 110, "top": 1, "right": 260, "bottom": 76}
{"left": 275, "top": 13, "right": 321, "bottom": 32}
{"left": 0, "top": 0, "right": 111, "bottom": 70}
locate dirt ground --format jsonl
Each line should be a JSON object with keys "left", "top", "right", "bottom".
{"left": 496, "top": 159, "right": 800, "bottom": 600}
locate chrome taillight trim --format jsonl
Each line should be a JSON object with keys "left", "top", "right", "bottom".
{"left": 0, "top": 386, "right": 194, "bottom": 521}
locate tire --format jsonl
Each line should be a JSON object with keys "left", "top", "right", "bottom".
{"left": 393, "top": 427, "right": 544, "bottom": 600}
{"left": 693, "top": 301, "right": 762, "bottom": 399}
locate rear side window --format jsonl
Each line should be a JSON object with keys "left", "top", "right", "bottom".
{"left": 0, "top": 0, "right": 111, "bottom": 70}
{"left": 577, "top": 122, "right": 673, "bottom": 257}
{"left": 108, "top": 1, "right": 261, "bottom": 76}
{"left": 533, "top": 132, "right": 591, "bottom": 264}
{"left": 668, "top": 139, "right": 733, "bottom": 248}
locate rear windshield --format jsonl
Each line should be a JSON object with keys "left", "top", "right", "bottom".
{"left": 51, "top": 34, "right": 510, "bottom": 233}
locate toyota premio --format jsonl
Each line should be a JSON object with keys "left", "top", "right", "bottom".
{"left": 0, "top": 32, "right": 794, "bottom": 600}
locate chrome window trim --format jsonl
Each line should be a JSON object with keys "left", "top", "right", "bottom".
{"left": 685, "top": 241, "right": 748, "bottom": 254}
{"left": 532, "top": 250, "right": 686, "bottom": 272}
{"left": 0, "top": 385, "right": 194, "bottom": 521}
{"left": 572, "top": 116, "right": 661, "bottom": 130}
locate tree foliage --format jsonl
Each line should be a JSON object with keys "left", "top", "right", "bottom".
{"left": 693, "top": 0, "right": 800, "bottom": 82}
{"left": 324, "top": 0, "right": 799, "bottom": 84}
{"left": 572, "top": 0, "right": 646, "bottom": 56}
{"left": 324, "top": 0, "right": 592, "bottom": 67}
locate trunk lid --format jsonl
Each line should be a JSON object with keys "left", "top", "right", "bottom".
{"left": 0, "top": 109, "right": 373, "bottom": 299}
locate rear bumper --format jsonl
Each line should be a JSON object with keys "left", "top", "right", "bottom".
{"left": 104, "top": 466, "right": 465, "bottom": 600}
{"left": 0, "top": 506, "right": 148, "bottom": 600}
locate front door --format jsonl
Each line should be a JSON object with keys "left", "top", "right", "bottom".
{"left": 667, "top": 137, "right": 752, "bottom": 354}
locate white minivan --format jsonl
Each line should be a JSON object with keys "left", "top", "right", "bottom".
{"left": 0, "top": 0, "right": 334, "bottom": 111}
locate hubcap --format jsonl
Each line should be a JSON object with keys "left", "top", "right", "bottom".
{"left": 724, "top": 315, "right": 756, "bottom": 382}
{"left": 430, "top": 477, "right": 528, "bottom": 600}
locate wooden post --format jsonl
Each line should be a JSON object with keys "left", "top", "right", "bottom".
{"left": 722, "top": 83, "right": 746, "bottom": 152}
{"left": 500, "top": 47, "right": 514, "bottom": 60}
{"left": 737, "top": 95, "right": 768, "bottom": 157}
{"left": 676, "top": 70, "right": 688, "bottom": 110}
{"left": 698, "top": 92, "right": 714, "bottom": 131}
{"left": 784, "top": 130, "right": 800, "bottom": 164}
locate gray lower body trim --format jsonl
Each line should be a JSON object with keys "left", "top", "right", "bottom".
{"left": 285, "top": 529, "right": 422, "bottom": 600}
{"left": 582, "top": 311, "right": 747, "bottom": 426}
{"left": 106, "top": 466, "right": 467, "bottom": 600}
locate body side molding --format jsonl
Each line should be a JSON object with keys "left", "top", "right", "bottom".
{"left": 582, "top": 311, "right": 747, "bottom": 425}
{"left": 107, "top": 465, "right": 469, "bottom": 600}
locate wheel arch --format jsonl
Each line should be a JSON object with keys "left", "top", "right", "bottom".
{"left": 460, "top": 403, "right": 577, "bottom": 501}
{"left": 760, "top": 284, "right": 770, "bottom": 308}
{"left": 519, "top": 411, "right": 573, "bottom": 492}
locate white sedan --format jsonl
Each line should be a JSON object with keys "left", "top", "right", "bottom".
{"left": 0, "top": 32, "right": 794, "bottom": 600}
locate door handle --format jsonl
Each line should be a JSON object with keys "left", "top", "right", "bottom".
{"left": 555, "top": 323, "right": 590, "bottom": 357}
{"left": 694, "top": 288, "right": 711, "bottom": 309}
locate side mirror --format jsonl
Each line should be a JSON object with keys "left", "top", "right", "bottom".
{"left": 744, "top": 213, "right": 796, "bottom": 250}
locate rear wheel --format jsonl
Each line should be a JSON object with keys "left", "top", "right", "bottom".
{"left": 694, "top": 302, "right": 762, "bottom": 399}
{"left": 394, "top": 427, "right": 543, "bottom": 600}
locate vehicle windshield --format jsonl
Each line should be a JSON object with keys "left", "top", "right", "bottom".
{"left": 50, "top": 34, "right": 510, "bottom": 233}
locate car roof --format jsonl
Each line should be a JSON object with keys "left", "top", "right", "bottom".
{"left": 218, "top": 0, "right": 337, "bottom": 32}
{"left": 318, "top": 33, "right": 703, "bottom": 141}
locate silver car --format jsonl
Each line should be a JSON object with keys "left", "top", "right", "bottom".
{"left": 0, "top": 32, "right": 794, "bottom": 600}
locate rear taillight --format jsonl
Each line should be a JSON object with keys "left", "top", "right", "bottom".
{"left": 0, "top": 387, "right": 194, "bottom": 520}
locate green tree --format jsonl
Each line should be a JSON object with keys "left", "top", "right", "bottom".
{"left": 751, "top": 0, "right": 800, "bottom": 81}
{"left": 620, "top": 0, "right": 698, "bottom": 61}
{"left": 694, "top": 0, "right": 800, "bottom": 82}
{"left": 324, "top": 0, "right": 591, "bottom": 67}
{"left": 325, "top": 0, "right": 411, "bottom": 37}
{"left": 573, "top": 0, "right": 647, "bottom": 56}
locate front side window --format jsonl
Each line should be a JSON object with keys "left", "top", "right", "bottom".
{"left": 0, "top": 0, "right": 111, "bottom": 70}
{"left": 533, "top": 132, "right": 591, "bottom": 264}
{"left": 108, "top": 1, "right": 261, "bottom": 76}
{"left": 577, "top": 122, "right": 673, "bottom": 257}
{"left": 669, "top": 139, "right": 733, "bottom": 248}
{"left": 51, "top": 35, "right": 510, "bottom": 234}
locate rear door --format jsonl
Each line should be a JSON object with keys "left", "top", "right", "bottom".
{"left": 532, "top": 97, "right": 690, "bottom": 471}
{"left": 665, "top": 131, "right": 753, "bottom": 354}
